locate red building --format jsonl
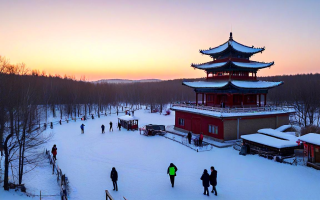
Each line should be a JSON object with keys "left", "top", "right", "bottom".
{"left": 171, "top": 33, "right": 294, "bottom": 141}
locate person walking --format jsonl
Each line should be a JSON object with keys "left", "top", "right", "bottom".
{"left": 201, "top": 169, "right": 210, "bottom": 196}
{"left": 80, "top": 124, "right": 85, "bottom": 134}
{"left": 167, "top": 163, "right": 178, "bottom": 187}
{"left": 51, "top": 144, "right": 57, "bottom": 161}
{"left": 187, "top": 132, "right": 192, "bottom": 144}
{"left": 109, "top": 121, "right": 113, "bottom": 132}
{"left": 101, "top": 124, "right": 105, "bottom": 133}
{"left": 118, "top": 122, "right": 121, "bottom": 131}
{"left": 210, "top": 166, "right": 218, "bottom": 196}
{"left": 199, "top": 133, "right": 204, "bottom": 146}
{"left": 110, "top": 167, "right": 118, "bottom": 191}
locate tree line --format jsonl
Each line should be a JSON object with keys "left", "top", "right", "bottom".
{"left": 1, "top": 55, "right": 320, "bottom": 190}
{"left": 261, "top": 74, "right": 320, "bottom": 127}
{"left": 0, "top": 55, "right": 197, "bottom": 190}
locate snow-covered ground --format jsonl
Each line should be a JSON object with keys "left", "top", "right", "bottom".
{"left": 1, "top": 109, "right": 320, "bottom": 200}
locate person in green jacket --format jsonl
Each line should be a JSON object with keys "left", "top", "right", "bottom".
{"left": 167, "top": 163, "right": 178, "bottom": 187}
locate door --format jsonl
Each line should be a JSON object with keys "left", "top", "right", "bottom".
{"left": 315, "top": 146, "right": 320, "bottom": 163}
{"left": 191, "top": 118, "right": 201, "bottom": 134}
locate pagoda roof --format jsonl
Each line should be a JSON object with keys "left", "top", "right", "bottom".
{"left": 192, "top": 60, "right": 274, "bottom": 70}
{"left": 200, "top": 33, "right": 264, "bottom": 56}
{"left": 182, "top": 80, "right": 283, "bottom": 89}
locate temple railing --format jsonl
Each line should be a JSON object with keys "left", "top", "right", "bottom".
{"left": 170, "top": 104, "right": 295, "bottom": 114}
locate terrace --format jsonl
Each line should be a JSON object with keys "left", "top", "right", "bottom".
{"left": 170, "top": 103, "right": 295, "bottom": 117}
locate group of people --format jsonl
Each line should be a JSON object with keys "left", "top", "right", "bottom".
{"left": 200, "top": 166, "right": 218, "bottom": 196}
{"left": 109, "top": 163, "right": 218, "bottom": 196}
{"left": 50, "top": 145, "right": 217, "bottom": 196}
{"left": 187, "top": 132, "right": 204, "bottom": 146}
{"left": 79, "top": 121, "right": 122, "bottom": 134}
{"left": 167, "top": 163, "right": 217, "bottom": 196}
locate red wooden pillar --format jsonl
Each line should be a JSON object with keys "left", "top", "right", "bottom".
{"left": 258, "top": 94, "right": 261, "bottom": 107}
{"left": 264, "top": 94, "right": 267, "bottom": 106}
{"left": 242, "top": 94, "right": 244, "bottom": 107}
{"left": 230, "top": 94, "right": 234, "bottom": 107}
{"left": 202, "top": 93, "right": 204, "bottom": 105}
{"left": 214, "top": 94, "right": 217, "bottom": 106}
{"left": 196, "top": 93, "right": 198, "bottom": 106}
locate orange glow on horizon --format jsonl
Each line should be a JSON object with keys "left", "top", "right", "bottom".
{"left": 1, "top": 0, "right": 320, "bottom": 81}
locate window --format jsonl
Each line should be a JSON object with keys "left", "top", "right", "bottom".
{"left": 209, "top": 125, "right": 218, "bottom": 134}
{"left": 179, "top": 118, "right": 185, "bottom": 126}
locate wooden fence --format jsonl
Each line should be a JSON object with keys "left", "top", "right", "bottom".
{"left": 45, "top": 149, "right": 69, "bottom": 200}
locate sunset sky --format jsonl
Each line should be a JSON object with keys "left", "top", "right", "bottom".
{"left": 1, "top": 0, "right": 320, "bottom": 81}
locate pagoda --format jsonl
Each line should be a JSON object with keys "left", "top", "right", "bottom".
{"left": 171, "top": 33, "right": 294, "bottom": 141}
{"left": 183, "top": 32, "right": 282, "bottom": 108}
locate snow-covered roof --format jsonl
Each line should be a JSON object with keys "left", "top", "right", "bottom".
{"left": 192, "top": 62, "right": 227, "bottom": 69}
{"left": 200, "top": 40, "right": 264, "bottom": 55}
{"left": 275, "top": 125, "right": 301, "bottom": 132}
{"left": 183, "top": 80, "right": 283, "bottom": 89}
{"left": 192, "top": 61, "right": 273, "bottom": 70}
{"left": 258, "top": 128, "right": 298, "bottom": 141}
{"left": 232, "top": 61, "right": 274, "bottom": 69}
{"left": 241, "top": 134, "right": 298, "bottom": 148}
{"left": 231, "top": 80, "right": 283, "bottom": 89}
{"left": 299, "top": 133, "right": 320, "bottom": 146}
{"left": 118, "top": 115, "right": 139, "bottom": 121}
{"left": 183, "top": 81, "right": 229, "bottom": 88}
{"left": 171, "top": 105, "right": 295, "bottom": 118}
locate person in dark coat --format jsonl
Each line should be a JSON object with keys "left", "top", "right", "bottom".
{"left": 101, "top": 124, "right": 105, "bottom": 133}
{"left": 201, "top": 169, "right": 210, "bottom": 196}
{"left": 110, "top": 167, "right": 118, "bottom": 191}
{"left": 80, "top": 124, "right": 85, "bottom": 134}
{"left": 50, "top": 122, "right": 53, "bottom": 129}
{"left": 109, "top": 121, "right": 113, "bottom": 132}
{"left": 167, "top": 163, "right": 178, "bottom": 187}
{"left": 91, "top": 114, "right": 94, "bottom": 119}
{"left": 118, "top": 122, "right": 121, "bottom": 131}
{"left": 187, "top": 132, "right": 192, "bottom": 144}
{"left": 51, "top": 144, "right": 57, "bottom": 161}
{"left": 210, "top": 166, "right": 218, "bottom": 195}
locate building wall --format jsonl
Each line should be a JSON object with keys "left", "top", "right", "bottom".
{"left": 175, "top": 110, "right": 290, "bottom": 141}
{"left": 223, "top": 114, "right": 290, "bottom": 140}
{"left": 223, "top": 119, "right": 238, "bottom": 141}
{"left": 175, "top": 111, "right": 224, "bottom": 140}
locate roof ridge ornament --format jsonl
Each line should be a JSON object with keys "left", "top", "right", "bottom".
{"left": 229, "top": 32, "right": 233, "bottom": 40}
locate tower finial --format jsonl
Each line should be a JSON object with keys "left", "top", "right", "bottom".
{"left": 229, "top": 32, "right": 233, "bottom": 40}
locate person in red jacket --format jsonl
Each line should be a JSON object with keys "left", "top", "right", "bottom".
{"left": 51, "top": 144, "right": 57, "bottom": 161}
{"left": 199, "top": 133, "right": 204, "bottom": 146}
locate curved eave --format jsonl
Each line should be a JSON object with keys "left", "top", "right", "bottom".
{"left": 192, "top": 61, "right": 274, "bottom": 70}
{"left": 191, "top": 62, "right": 228, "bottom": 70}
{"left": 231, "top": 40, "right": 265, "bottom": 54}
{"left": 231, "top": 80, "right": 284, "bottom": 89}
{"left": 199, "top": 41, "right": 229, "bottom": 55}
{"left": 182, "top": 81, "right": 229, "bottom": 89}
{"left": 199, "top": 40, "right": 265, "bottom": 56}
{"left": 232, "top": 61, "right": 274, "bottom": 69}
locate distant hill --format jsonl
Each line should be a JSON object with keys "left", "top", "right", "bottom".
{"left": 92, "top": 79, "right": 162, "bottom": 84}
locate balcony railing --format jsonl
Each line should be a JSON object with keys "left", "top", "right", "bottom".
{"left": 171, "top": 104, "right": 295, "bottom": 114}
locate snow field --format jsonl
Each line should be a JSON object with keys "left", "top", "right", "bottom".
{"left": 2, "top": 109, "right": 320, "bottom": 200}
